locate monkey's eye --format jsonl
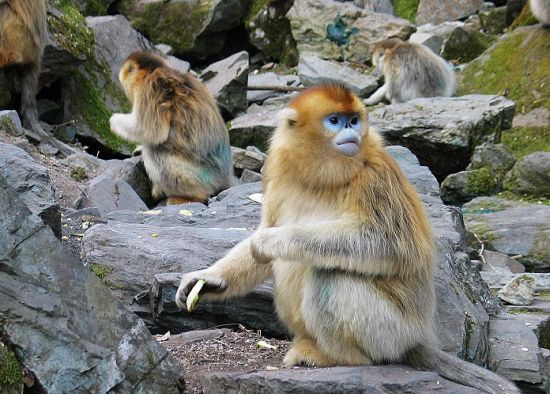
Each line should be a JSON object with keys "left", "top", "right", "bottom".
{"left": 323, "top": 114, "right": 345, "bottom": 132}
{"left": 348, "top": 116, "right": 361, "bottom": 130}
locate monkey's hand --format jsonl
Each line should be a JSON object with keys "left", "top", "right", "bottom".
{"left": 175, "top": 270, "right": 227, "bottom": 310}
{"left": 250, "top": 227, "right": 280, "bottom": 264}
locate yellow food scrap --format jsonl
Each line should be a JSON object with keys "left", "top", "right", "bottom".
{"left": 186, "top": 279, "right": 206, "bottom": 312}
{"left": 179, "top": 209, "right": 193, "bottom": 216}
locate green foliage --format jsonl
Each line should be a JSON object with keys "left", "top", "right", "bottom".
{"left": 89, "top": 263, "right": 112, "bottom": 280}
{"left": 0, "top": 344, "right": 23, "bottom": 393}
{"left": 70, "top": 166, "right": 88, "bottom": 181}
{"left": 83, "top": 0, "right": 111, "bottom": 16}
{"left": 48, "top": 0, "right": 95, "bottom": 58}
{"left": 246, "top": 0, "right": 270, "bottom": 23}
{"left": 510, "top": 3, "right": 538, "bottom": 29}
{"left": 497, "top": 191, "right": 550, "bottom": 205}
{"left": 501, "top": 127, "right": 550, "bottom": 159}
{"left": 467, "top": 167, "right": 500, "bottom": 195}
{"left": 392, "top": 0, "right": 420, "bottom": 23}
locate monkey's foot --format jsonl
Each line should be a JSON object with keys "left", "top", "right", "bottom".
{"left": 283, "top": 338, "right": 333, "bottom": 367}
{"left": 167, "top": 197, "right": 195, "bottom": 205}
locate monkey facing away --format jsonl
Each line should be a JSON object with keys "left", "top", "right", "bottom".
{"left": 0, "top": 0, "right": 47, "bottom": 134}
{"left": 176, "top": 83, "right": 518, "bottom": 393}
{"left": 530, "top": 0, "right": 550, "bottom": 25}
{"left": 110, "top": 51, "right": 233, "bottom": 204}
{"left": 365, "top": 38, "right": 456, "bottom": 106}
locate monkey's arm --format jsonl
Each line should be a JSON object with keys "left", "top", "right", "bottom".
{"left": 250, "top": 218, "right": 431, "bottom": 276}
{"left": 364, "top": 84, "right": 388, "bottom": 106}
{"left": 175, "top": 237, "right": 272, "bottom": 309}
{"left": 109, "top": 113, "right": 142, "bottom": 142}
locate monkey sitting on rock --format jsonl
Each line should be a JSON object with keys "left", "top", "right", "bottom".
{"left": 110, "top": 51, "right": 233, "bottom": 205}
{"left": 176, "top": 83, "right": 518, "bottom": 394}
{"left": 365, "top": 38, "right": 456, "bottom": 106}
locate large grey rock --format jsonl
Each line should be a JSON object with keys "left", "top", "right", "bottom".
{"left": 82, "top": 174, "right": 148, "bottom": 216}
{"left": 0, "top": 173, "right": 185, "bottom": 393}
{"left": 480, "top": 273, "right": 550, "bottom": 291}
{"left": 368, "top": 95, "right": 516, "bottom": 180}
{"left": 504, "top": 152, "right": 550, "bottom": 198}
{"left": 288, "top": 0, "right": 414, "bottom": 64}
{"left": 497, "top": 275, "right": 536, "bottom": 306}
{"left": 228, "top": 104, "right": 280, "bottom": 151}
{"left": 82, "top": 147, "right": 497, "bottom": 362}
{"left": 462, "top": 197, "right": 550, "bottom": 272}
{"left": 479, "top": 6, "right": 508, "bottom": 35}
{"left": 298, "top": 54, "right": 378, "bottom": 97}
{"left": 488, "top": 314, "right": 545, "bottom": 386}
{"left": 247, "top": 72, "right": 300, "bottom": 103}
{"left": 441, "top": 168, "right": 501, "bottom": 205}
{"left": 0, "top": 110, "right": 22, "bottom": 130}
{"left": 86, "top": 15, "right": 156, "bottom": 86}
{"left": 231, "top": 146, "right": 267, "bottom": 172}
{"left": 409, "top": 22, "right": 464, "bottom": 55}
{"left": 203, "top": 365, "right": 479, "bottom": 393}
{"left": 0, "top": 143, "right": 61, "bottom": 238}
{"left": 416, "top": 0, "right": 486, "bottom": 25}
{"left": 202, "top": 51, "right": 249, "bottom": 119}
{"left": 353, "top": 0, "right": 393, "bottom": 13}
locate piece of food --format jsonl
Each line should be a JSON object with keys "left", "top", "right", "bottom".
{"left": 256, "top": 340, "right": 277, "bottom": 350}
{"left": 186, "top": 279, "right": 206, "bottom": 312}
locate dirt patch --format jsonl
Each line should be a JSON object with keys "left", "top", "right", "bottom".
{"left": 161, "top": 326, "right": 292, "bottom": 393}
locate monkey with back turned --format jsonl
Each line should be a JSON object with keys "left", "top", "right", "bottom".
{"left": 110, "top": 51, "right": 233, "bottom": 204}
{"left": 176, "top": 83, "right": 519, "bottom": 394}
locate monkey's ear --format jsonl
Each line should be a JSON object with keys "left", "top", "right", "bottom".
{"left": 277, "top": 108, "right": 298, "bottom": 128}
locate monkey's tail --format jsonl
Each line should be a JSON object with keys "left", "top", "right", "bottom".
{"left": 406, "top": 344, "right": 520, "bottom": 394}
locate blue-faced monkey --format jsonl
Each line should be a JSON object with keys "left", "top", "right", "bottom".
{"left": 110, "top": 51, "right": 233, "bottom": 204}
{"left": 176, "top": 83, "right": 518, "bottom": 394}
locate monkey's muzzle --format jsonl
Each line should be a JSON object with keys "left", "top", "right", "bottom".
{"left": 335, "top": 133, "right": 360, "bottom": 157}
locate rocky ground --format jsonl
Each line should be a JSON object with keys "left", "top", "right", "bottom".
{"left": 1, "top": 0, "right": 549, "bottom": 393}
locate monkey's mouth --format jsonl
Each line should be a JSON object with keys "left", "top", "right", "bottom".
{"left": 336, "top": 137, "right": 360, "bottom": 157}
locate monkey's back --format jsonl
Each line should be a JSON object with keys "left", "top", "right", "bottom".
{"left": 385, "top": 42, "right": 455, "bottom": 103}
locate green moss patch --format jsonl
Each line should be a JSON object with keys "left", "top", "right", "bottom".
{"left": 89, "top": 263, "right": 112, "bottom": 280}
{"left": 510, "top": 3, "right": 538, "bottom": 29}
{"left": 467, "top": 167, "right": 501, "bottom": 195}
{"left": 130, "top": 2, "right": 210, "bottom": 55}
{"left": 82, "top": 0, "right": 112, "bottom": 16}
{"left": 501, "top": 126, "right": 550, "bottom": 159}
{"left": 458, "top": 27, "right": 550, "bottom": 113}
{"left": 392, "top": 0, "right": 420, "bottom": 23}
{"left": 48, "top": 0, "right": 95, "bottom": 59}
{"left": 0, "top": 344, "right": 23, "bottom": 394}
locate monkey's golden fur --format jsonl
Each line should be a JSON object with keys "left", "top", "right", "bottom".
{"left": 0, "top": 0, "right": 47, "bottom": 133}
{"left": 176, "top": 83, "right": 518, "bottom": 393}
{"left": 110, "top": 52, "right": 233, "bottom": 203}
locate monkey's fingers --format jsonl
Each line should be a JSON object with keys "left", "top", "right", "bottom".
{"left": 175, "top": 275, "right": 227, "bottom": 309}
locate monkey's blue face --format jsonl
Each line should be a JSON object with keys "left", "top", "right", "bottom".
{"left": 323, "top": 113, "right": 362, "bottom": 157}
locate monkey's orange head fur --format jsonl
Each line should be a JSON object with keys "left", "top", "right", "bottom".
{"left": 266, "top": 82, "right": 383, "bottom": 189}
{"left": 119, "top": 51, "right": 166, "bottom": 103}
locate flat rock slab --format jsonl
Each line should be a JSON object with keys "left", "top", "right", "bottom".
{"left": 0, "top": 173, "right": 185, "bottom": 392}
{"left": 298, "top": 54, "right": 378, "bottom": 97}
{"left": 202, "top": 365, "right": 479, "bottom": 393}
{"left": 0, "top": 143, "right": 61, "bottom": 238}
{"left": 229, "top": 104, "right": 280, "bottom": 151}
{"left": 462, "top": 197, "right": 550, "bottom": 272}
{"left": 369, "top": 95, "right": 515, "bottom": 179}
{"left": 83, "top": 174, "right": 148, "bottom": 216}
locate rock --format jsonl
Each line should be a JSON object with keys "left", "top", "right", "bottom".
{"left": 439, "top": 26, "right": 495, "bottom": 63}
{"left": 155, "top": 43, "right": 173, "bottom": 55}
{"left": 228, "top": 104, "right": 280, "bottom": 151}
{"left": 231, "top": 146, "right": 267, "bottom": 172}
{"left": 0, "top": 172, "right": 185, "bottom": 393}
{"left": 82, "top": 174, "right": 148, "bottom": 216}
{"left": 480, "top": 6, "right": 508, "bottom": 34}
{"left": 298, "top": 54, "right": 378, "bottom": 97}
{"left": 104, "top": 156, "right": 154, "bottom": 206}
{"left": 120, "top": 0, "right": 251, "bottom": 61}
{"left": 82, "top": 148, "right": 497, "bottom": 362}
{"left": 86, "top": 15, "right": 156, "bottom": 86}
{"left": 65, "top": 206, "right": 102, "bottom": 220}
{"left": 288, "top": 0, "right": 414, "bottom": 64}
{"left": 0, "top": 110, "right": 22, "bottom": 131}
{"left": 246, "top": 0, "right": 299, "bottom": 66}
{"left": 353, "top": 0, "right": 394, "bottom": 13}
{"left": 203, "top": 365, "right": 479, "bottom": 393}
{"left": 247, "top": 72, "right": 300, "bottom": 104}
{"left": 506, "top": 0, "right": 528, "bottom": 25}
{"left": 74, "top": 0, "right": 114, "bottom": 15}
{"left": 201, "top": 51, "right": 249, "bottom": 119}
{"left": 0, "top": 143, "right": 61, "bottom": 238}
{"left": 467, "top": 143, "right": 516, "bottom": 172}
{"left": 63, "top": 152, "right": 105, "bottom": 175}
{"left": 512, "top": 107, "right": 550, "bottom": 128}
{"left": 441, "top": 168, "right": 502, "bottom": 205}
{"left": 416, "top": 0, "right": 485, "bottom": 25}
{"left": 462, "top": 197, "right": 550, "bottom": 271}
{"left": 497, "top": 275, "right": 536, "bottom": 305}
{"left": 504, "top": 152, "right": 550, "bottom": 198}
{"left": 240, "top": 169, "right": 263, "bottom": 183}
{"left": 481, "top": 250, "right": 525, "bottom": 274}
{"left": 409, "top": 22, "right": 463, "bottom": 55}
{"left": 481, "top": 273, "right": 550, "bottom": 290}
{"left": 458, "top": 25, "right": 549, "bottom": 133}
{"left": 488, "top": 314, "right": 545, "bottom": 386}
{"left": 369, "top": 95, "right": 515, "bottom": 180}
{"left": 165, "top": 56, "right": 191, "bottom": 75}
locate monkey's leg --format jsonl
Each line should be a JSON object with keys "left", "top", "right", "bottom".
{"left": 175, "top": 237, "right": 272, "bottom": 308}
{"left": 20, "top": 63, "right": 45, "bottom": 137}
{"left": 364, "top": 84, "right": 388, "bottom": 106}
{"left": 283, "top": 335, "right": 335, "bottom": 367}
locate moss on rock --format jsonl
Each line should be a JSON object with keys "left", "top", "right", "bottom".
{"left": 467, "top": 167, "right": 502, "bottom": 196}
{"left": 501, "top": 127, "right": 550, "bottom": 159}
{"left": 0, "top": 344, "right": 23, "bottom": 394}
{"left": 392, "top": 0, "right": 420, "bottom": 23}
{"left": 442, "top": 28, "right": 496, "bottom": 63}
{"left": 510, "top": 2, "right": 538, "bottom": 29}
{"left": 48, "top": 0, "right": 95, "bottom": 59}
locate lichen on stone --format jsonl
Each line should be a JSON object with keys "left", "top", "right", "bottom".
{"left": 0, "top": 343, "right": 23, "bottom": 394}
{"left": 48, "top": 0, "right": 95, "bottom": 59}
{"left": 467, "top": 167, "right": 501, "bottom": 196}
{"left": 392, "top": 0, "right": 420, "bottom": 23}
